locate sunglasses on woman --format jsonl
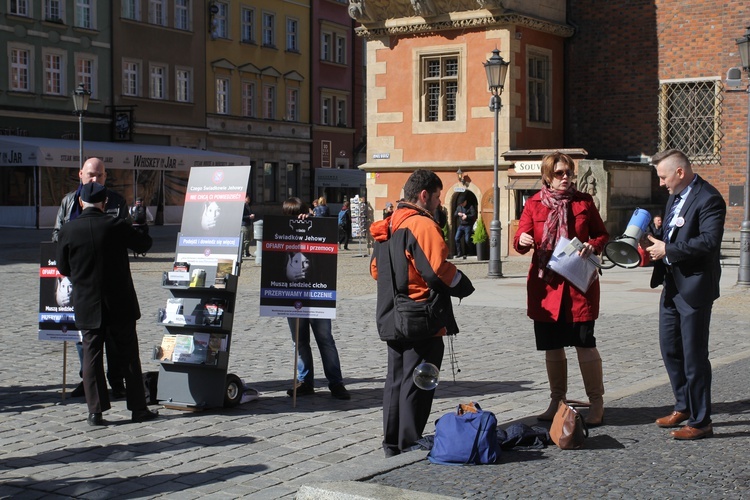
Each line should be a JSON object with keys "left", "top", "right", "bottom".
{"left": 553, "top": 170, "right": 574, "bottom": 179}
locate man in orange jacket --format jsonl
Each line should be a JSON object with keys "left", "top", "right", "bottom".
{"left": 370, "top": 169, "right": 474, "bottom": 457}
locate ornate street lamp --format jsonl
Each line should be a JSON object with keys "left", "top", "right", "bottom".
{"left": 736, "top": 27, "right": 750, "bottom": 286}
{"left": 483, "top": 48, "right": 510, "bottom": 278}
{"left": 72, "top": 83, "right": 91, "bottom": 170}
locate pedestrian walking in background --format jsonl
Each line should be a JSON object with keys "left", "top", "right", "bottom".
{"left": 313, "top": 197, "right": 330, "bottom": 217}
{"left": 370, "top": 170, "right": 475, "bottom": 457}
{"left": 338, "top": 201, "right": 352, "bottom": 250}
{"left": 513, "top": 151, "right": 609, "bottom": 426}
{"left": 382, "top": 202, "right": 394, "bottom": 220}
{"left": 453, "top": 195, "right": 476, "bottom": 259}
{"left": 644, "top": 149, "right": 726, "bottom": 440}
{"left": 241, "top": 195, "right": 255, "bottom": 258}
{"left": 56, "top": 182, "right": 157, "bottom": 426}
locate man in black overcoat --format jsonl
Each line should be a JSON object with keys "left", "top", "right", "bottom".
{"left": 56, "top": 182, "right": 158, "bottom": 426}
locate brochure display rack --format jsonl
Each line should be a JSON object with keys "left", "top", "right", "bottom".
{"left": 155, "top": 266, "right": 242, "bottom": 409}
{"left": 153, "top": 165, "right": 251, "bottom": 410}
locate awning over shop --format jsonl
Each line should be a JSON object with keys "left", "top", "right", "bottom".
{"left": 0, "top": 136, "right": 250, "bottom": 170}
{"left": 506, "top": 178, "right": 542, "bottom": 190}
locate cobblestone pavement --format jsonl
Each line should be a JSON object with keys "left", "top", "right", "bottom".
{"left": 1, "top": 226, "right": 748, "bottom": 499}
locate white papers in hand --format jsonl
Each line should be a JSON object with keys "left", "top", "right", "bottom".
{"left": 546, "top": 237, "right": 600, "bottom": 293}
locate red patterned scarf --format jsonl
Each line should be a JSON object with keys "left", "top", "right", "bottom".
{"left": 537, "top": 185, "right": 576, "bottom": 279}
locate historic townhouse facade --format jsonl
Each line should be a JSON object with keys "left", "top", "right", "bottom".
{"left": 0, "top": 1, "right": 365, "bottom": 227}
{"left": 351, "top": 0, "right": 749, "bottom": 255}
{"left": 0, "top": 0, "right": 113, "bottom": 226}
{"left": 205, "top": 0, "right": 313, "bottom": 212}
{"left": 350, "top": 0, "right": 572, "bottom": 255}
{"left": 310, "top": 0, "right": 366, "bottom": 209}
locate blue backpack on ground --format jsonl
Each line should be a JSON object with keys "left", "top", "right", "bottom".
{"left": 428, "top": 402, "right": 499, "bottom": 465}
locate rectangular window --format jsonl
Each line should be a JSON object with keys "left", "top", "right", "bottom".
{"left": 241, "top": 7, "right": 255, "bottom": 43}
{"left": 148, "top": 0, "right": 166, "bottom": 26}
{"left": 150, "top": 65, "right": 167, "bottom": 99}
{"left": 336, "top": 98, "right": 347, "bottom": 126}
{"left": 286, "top": 18, "right": 298, "bottom": 52}
{"left": 321, "top": 32, "right": 332, "bottom": 61}
{"left": 263, "top": 162, "right": 277, "bottom": 202}
{"left": 123, "top": 61, "right": 139, "bottom": 96}
{"left": 122, "top": 0, "right": 140, "bottom": 20}
{"left": 176, "top": 68, "right": 191, "bottom": 102}
{"left": 43, "top": 52, "right": 64, "bottom": 95}
{"left": 286, "top": 163, "right": 298, "bottom": 197}
{"left": 76, "top": 56, "right": 95, "bottom": 97}
{"left": 528, "top": 53, "right": 550, "bottom": 123}
{"left": 75, "top": 0, "right": 93, "bottom": 29}
{"left": 322, "top": 96, "right": 332, "bottom": 125}
{"left": 336, "top": 35, "right": 346, "bottom": 64}
{"left": 214, "top": 2, "right": 228, "bottom": 39}
{"left": 421, "top": 54, "right": 459, "bottom": 122}
{"left": 10, "top": 47, "right": 31, "bottom": 92}
{"left": 659, "top": 80, "right": 723, "bottom": 164}
{"left": 216, "top": 78, "right": 229, "bottom": 114}
{"left": 286, "top": 88, "right": 298, "bottom": 121}
{"left": 10, "top": 0, "right": 29, "bottom": 16}
{"left": 263, "top": 85, "right": 276, "bottom": 119}
{"left": 262, "top": 12, "right": 275, "bottom": 47}
{"left": 174, "top": 0, "right": 190, "bottom": 30}
{"left": 242, "top": 82, "right": 255, "bottom": 117}
{"left": 45, "top": 0, "right": 62, "bottom": 21}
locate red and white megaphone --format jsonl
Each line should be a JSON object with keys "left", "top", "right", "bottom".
{"left": 603, "top": 208, "right": 652, "bottom": 268}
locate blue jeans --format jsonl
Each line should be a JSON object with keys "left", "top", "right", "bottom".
{"left": 287, "top": 318, "right": 344, "bottom": 388}
{"left": 455, "top": 225, "right": 472, "bottom": 253}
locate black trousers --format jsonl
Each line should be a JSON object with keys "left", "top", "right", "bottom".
{"left": 82, "top": 321, "right": 147, "bottom": 414}
{"left": 383, "top": 337, "right": 444, "bottom": 456}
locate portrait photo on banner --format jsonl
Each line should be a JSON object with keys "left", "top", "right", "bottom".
{"left": 259, "top": 215, "right": 338, "bottom": 319}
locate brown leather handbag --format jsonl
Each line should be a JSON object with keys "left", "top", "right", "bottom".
{"left": 549, "top": 401, "right": 589, "bottom": 449}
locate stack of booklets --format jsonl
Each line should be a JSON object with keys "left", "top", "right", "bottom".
{"left": 158, "top": 333, "right": 228, "bottom": 364}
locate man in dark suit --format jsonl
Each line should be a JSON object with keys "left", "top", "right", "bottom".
{"left": 56, "top": 182, "right": 158, "bottom": 426}
{"left": 644, "top": 149, "right": 726, "bottom": 440}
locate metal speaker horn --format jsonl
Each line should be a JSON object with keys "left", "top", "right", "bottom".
{"left": 604, "top": 208, "right": 652, "bottom": 269}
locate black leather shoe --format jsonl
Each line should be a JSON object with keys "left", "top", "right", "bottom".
{"left": 87, "top": 413, "right": 105, "bottom": 426}
{"left": 71, "top": 382, "right": 85, "bottom": 398}
{"left": 131, "top": 409, "right": 159, "bottom": 423}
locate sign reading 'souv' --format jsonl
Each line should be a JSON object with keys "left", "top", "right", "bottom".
{"left": 259, "top": 215, "right": 338, "bottom": 319}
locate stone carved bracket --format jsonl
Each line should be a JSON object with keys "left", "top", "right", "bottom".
{"left": 351, "top": 9, "right": 575, "bottom": 39}
{"left": 349, "top": 0, "right": 506, "bottom": 22}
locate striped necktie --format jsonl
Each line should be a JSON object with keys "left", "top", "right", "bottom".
{"left": 663, "top": 194, "right": 681, "bottom": 242}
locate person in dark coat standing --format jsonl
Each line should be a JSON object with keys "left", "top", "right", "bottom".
{"left": 56, "top": 182, "right": 158, "bottom": 426}
{"left": 338, "top": 201, "right": 352, "bottom": 250}
{"left": 644, "top": 149, "right": 726, "bottom": 440}
{"left": 52, "top": 157, "right": 129, "bottom": 399}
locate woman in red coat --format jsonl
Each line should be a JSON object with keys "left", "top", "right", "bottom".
{"left": 513, "top": 152, "right": 609, "bottom": 426}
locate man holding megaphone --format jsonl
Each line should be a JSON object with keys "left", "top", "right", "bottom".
{"left": 644, "top": 149, "right": 726, "bottom": 441}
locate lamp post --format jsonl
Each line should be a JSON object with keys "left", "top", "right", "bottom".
{"left": 483, "top": 48, "right": 510, "bottom": 278}
{"left": 736, "top": 27, "right": 750, "bottom": 286}
{"left": 72, "top": 83, "right": 91, "bottom": 170}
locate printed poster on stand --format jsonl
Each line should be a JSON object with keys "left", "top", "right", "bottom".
{"left": 38, "top": 242, "right": 81, "bottom": 342}
{"left": 173, "top": 166, "right": 251, "bottom": 279}
{"left": 259, "top": 216, "right": 338, "bottom": 319}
